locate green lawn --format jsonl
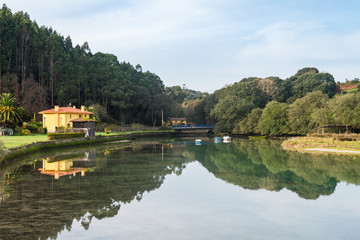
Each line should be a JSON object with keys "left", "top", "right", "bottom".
{"left": 344, "top": 88, "right": 358, "bottom": 93}
{"left": 0, "top": 134, "right": 48, "bottom": 149}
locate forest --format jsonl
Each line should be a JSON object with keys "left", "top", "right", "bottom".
{"left": 1, "top": 4, "right": 360, "bottom": 136}
{"left": 193, "top": 67, "right": 360, "bottom": 135}
{"left": 0, "top": 4, "right": 202, "bottom": 127}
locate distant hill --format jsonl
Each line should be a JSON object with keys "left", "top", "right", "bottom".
{"left": 339, "top": 79, "right": 359, "bottom": 93}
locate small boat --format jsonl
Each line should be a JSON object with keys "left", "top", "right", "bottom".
{"left": 223, "top": 136, "right": 231, "bottom": 143}
{"left": 214, "top": 137, "right": 221, "bottom": 143}
{"left": 195, "top": 139, "right": 202, "bottom": 145}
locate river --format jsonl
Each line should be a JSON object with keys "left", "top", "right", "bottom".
{"left": 1, "top": 138, "right": 360, "bottom": 239}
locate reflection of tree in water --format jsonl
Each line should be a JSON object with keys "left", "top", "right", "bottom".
{"left": 186, "top": 139, "right": 360, "bottom": 200}
{"left": 0, "top": 144, "right": 188, "bottom": 240}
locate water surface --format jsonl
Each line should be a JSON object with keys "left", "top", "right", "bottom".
{"left": 1, "top": 139, "right": 360, "bottom": 239}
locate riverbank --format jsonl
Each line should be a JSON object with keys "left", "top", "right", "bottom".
{"left": 282, "top": 136, "right": 360, "bottom": 155}
{"left": 0, "top": 131, "right": 174, "bottom": 166}
{"left": 0, "top": 131, "right": 172, "bottom": 149}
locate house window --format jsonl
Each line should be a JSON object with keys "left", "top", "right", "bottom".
{"left": 67, "top": 123, "right": 70, "bottom": 127}
{"left": 70, "top": 114, "right": 72, "bottom": 119}
{"left": 79, "top": 115, "right": 81, "bottom": 118}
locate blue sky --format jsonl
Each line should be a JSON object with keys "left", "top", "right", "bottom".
{"left": 6, "top": 0, "right": 360, "bottom": 92}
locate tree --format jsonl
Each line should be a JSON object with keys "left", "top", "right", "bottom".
{"left": 310, "top": 106, "right": 334, "bottom": 128}
{"left": 0, "top": 93, "right": 22, "bottom": 127}
{"left": 233, "top": 108, "right": 262, "bottom": 134}
{"left": 295, "top": 67, "right": 319, "bottom": 77}
{"left": 287, "top": 91, "right": 329, "bottom": 135}
{"left": 149, "top": 94, "right": 173, "bottom": 127}
{"left": 165, "top": 86, "right": 185, "bottom": 103}
{"left": 258, "top": 101, "right": 289, "bottom": 136}
{"left": 330, "top": 93, "right": 360, "bottom": 128}
{"left": 211, "top": 96, "right": 256, "bottom": 132}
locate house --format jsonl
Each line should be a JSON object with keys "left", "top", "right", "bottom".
{"left": 170, "top": 117, "right": 187, "bottom": 126}
{"left": 38, "top": 159, "right": 88, "bottom": 179}
{"left": 38, "top": 105, "right": 93, "bottom": 133}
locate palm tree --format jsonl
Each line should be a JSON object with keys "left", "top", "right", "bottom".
{"left": 0, "top": 93, "right": 22, "bottom": 128}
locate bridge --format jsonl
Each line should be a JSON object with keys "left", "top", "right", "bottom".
{"left": 171, "top": 124, "right": 215, "bottom": 134}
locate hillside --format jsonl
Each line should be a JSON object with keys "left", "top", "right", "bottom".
{"left": 339, "top": 79, "right": 359, "bottom": 93}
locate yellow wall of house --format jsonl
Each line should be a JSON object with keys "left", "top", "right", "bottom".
{"left": 43, "top": 114, "right": 58, "bottom": 133}
{"left": 170, "top": 119, "right": 187, "bottom": 125}
{"left": 42, "top": 113, "right": 89, "bottom": 132}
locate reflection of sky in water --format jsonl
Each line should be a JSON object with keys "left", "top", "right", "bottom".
{"left": 59, "top": 162, "right": 360, "bottom": 240}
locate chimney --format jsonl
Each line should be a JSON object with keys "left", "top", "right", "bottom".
{"left": 73, "top": 106, "right": 76, "bottom": 109}
{"left": 81, "top": 105, "right": 85, "bottom": 112}
{"left": 54, "top": 106, "right": 59, "bottom": 112}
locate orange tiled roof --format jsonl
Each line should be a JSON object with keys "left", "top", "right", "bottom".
{"left": 70, "top": 118, "right": 95, "bottom": 122}
{"left": 39, "top": 107, "right": 93, "bottom": 114}
{"left": 171, "top": 117, "right": 186, "bottom": 120}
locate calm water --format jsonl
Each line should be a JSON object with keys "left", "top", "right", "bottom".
{"left": 1, "top": 138, "right": 360, "bottom": 239}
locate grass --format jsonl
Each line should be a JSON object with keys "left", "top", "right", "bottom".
{"left": 282, "top": 136, "right": 360, "bottom": 151}
{"left": 0, "top": 130, "right": 174, "bottom": 149}
{"left": 0, "top": 134, "right": 48, "bottom": 149}
{"left": 343, "top": 88, "right": 358, "bottom": 93}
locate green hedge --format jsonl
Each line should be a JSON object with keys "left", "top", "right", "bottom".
{"left": 47, "top": 132, "right": 85, "bottom": 140}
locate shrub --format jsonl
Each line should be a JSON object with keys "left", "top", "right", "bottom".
{"left": 23, "top": 120, "right": 43, "bottom": 133}
{"left": 55, "top": 126, "right": 73, "bottom": 133}
{"left": 37, "top": 127, "right": 46, "bottom": 134}
{"left": 158, "top": 126, "right": 172, "bottom": 131}
{"left": 131, "top": 123, "right": 146, "bottom": 130}
{"left": 104, "top": 128, "right": 111, "bottom": 134}
{"left": 47, "top": 132, "right": 85, "bottom": 140}
{"left": 20, "top": 128, "right": 31, "bottom": 135}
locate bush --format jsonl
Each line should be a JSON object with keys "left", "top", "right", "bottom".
{"left": 104, "top": 128, "right": 111, "bottom": 134}
{"left": 23, "top": 120, "right": 43, "bottom": 133}
{"left": 131, "top": 123, "right": 146, "bottom": 130}
{"left": 20, "top": 128, "right": 31, "bottom": 135}
{"left": 37, "top": 127, "right": 46, "bottom": 134}
{"left": 55, "top": 126, "right": 72, "bottom": 133}
{"left": 158, "top": 126, "right": 172, "bottom": 131}
{"left": 47, "top": 132, "right": 85, "bottom": 140}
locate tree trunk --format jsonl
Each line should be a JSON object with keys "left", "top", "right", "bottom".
{"left": 21, "top": 34, "right": 25, "bottom": 93}
{"left": 77, "top": 75, "right": 81, "bottom": 105}
{"left": 0, "top": 34, "right": 2, "bottom": 93}
{"left": 50, "top": 51, "right": 54, "bottom": 107}
{"left": 152, "top": 113, "right": 157, "bottom": 127}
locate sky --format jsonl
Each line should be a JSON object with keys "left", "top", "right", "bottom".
{"left": 5, "top": 0, "right": 360, "bottom": 93}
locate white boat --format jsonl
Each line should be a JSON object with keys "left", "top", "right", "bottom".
{"left": 195, "top": 139, "right": 202, "bottom": 143}
{"left": 223, "top": 136, "right": 231, "bottom": 143}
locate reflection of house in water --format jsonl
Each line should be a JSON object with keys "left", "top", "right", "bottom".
{"left": 38, "top": 151, "right": 96, "bottom": 179}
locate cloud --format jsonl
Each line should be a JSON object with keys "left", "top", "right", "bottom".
{"left": 233, "top": 22, "right": 360, "bottom": 81}
{"left": 6, "top": 0, "right": 360, "bottom": 92}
